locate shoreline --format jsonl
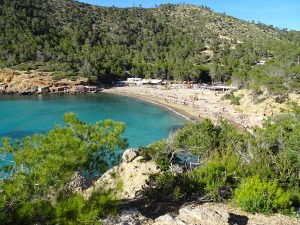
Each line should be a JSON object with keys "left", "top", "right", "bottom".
{"left": 101, "top": 86, "right": 294, "bottom": 130}
{"left": 1, "top": 86, "right": 274, "bottom": 129}
{"left": 102, "top": 88, "right": 201, "bottom": 122}
{"left": 102, "top": 87, "right": 248, "bottom": 129}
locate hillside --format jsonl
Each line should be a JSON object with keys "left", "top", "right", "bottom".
{"left": 0, "top": 0, "right": 299, "bottom": 92}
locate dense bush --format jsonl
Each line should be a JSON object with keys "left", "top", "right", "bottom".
{"left": 233, "top": 176, "right": 293, "bottom": 214}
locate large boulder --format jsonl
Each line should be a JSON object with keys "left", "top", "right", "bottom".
{"left": 83, "top": 155, "right": 160, "bottom": 200}
{"left": 177, "top": 204, "right": 229, "bottom": 225}
{"left": 153, "top": 214, "right": 185, "bottom": 225}
{"left": 153, "top": 204, "right": 229, "bottom": 225}
{"left": 152, "top": 203, "right": 300, "bottom": 225}
{"left": 122, "top": 149, "right": 138, "bottom": 163}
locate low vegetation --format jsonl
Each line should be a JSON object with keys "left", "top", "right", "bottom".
{"left": 223, "top": 92, "right": 242, "bottom": 105}
{"left": 139, "top": 106, "right": 300, "bottom": 215}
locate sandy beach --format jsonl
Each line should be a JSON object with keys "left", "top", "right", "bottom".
{"left": 103, "top": 86, "right": 265, "bottom": 129}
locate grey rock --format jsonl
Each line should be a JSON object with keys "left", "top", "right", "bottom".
{"left": 101, "top": 209, "right": 151, "bottom": 225}
{"left": 122, "top": 149, "right": 138, "bottom": 163}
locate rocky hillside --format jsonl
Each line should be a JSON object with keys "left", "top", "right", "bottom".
{"left": 0, "top": 69, "right": 88, "bottom": 93}
{"left": 1, "top": 0, "right": 299, "bottom": 91}
{"left": 91, "top": 150, "right": 300, "bottom": 225}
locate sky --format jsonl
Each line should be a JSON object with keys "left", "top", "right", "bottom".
{"left": 79, "top": 0, "right": 300, "bottom": 31}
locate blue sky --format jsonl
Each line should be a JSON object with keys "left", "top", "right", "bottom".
{"left": 79, "top": 0, "right": 300, "bottom": 31}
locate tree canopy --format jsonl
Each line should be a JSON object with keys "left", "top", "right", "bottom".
{"left": 0, "top": 0, "right": 299, "bottom": 92}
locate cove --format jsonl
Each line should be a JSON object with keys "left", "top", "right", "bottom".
{"left": 0, "top": 93, "right": 187, "bottom": 147}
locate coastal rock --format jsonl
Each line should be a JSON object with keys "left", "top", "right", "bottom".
{"left": 0, "top": 69, "right": 88, "bottom": 94}
{"left": 101, "top": 209, "right": 152, "bottom": 225}
{"left": 64, "top": 172, "right": 91, "bottom": 195}
{"left": 177, "top": 204, "right": 230, "bottom": 225}
{"left": 83, "top": 153, "right": 160, "bottom": 200}
{"left": 153, "top": 204, "right": 229, "bottom": 225}
{"left": 151, "top": 203, "right": 300, "bottom": 225}
{"left": 153, "top": 214, "right": 185, "bottom": 225}
{"left": 122, "top": 149, "right": 138, "bottom": 163}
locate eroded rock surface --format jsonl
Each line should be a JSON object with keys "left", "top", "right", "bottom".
{"left": 83, "top": 151, "right": 160, "bottom": 200}
{"left": 0, "top": 69, "right": 88, "bottom": 93}
{"left": 101, "top": 209, "right": 152, "bottom": 225}
{"left": 152, "top": 203, "right": 300, "bottom": 225}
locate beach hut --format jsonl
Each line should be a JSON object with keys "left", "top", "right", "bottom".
{"left": 116, "top": 80, "right": 127, "bottom": 87}
{"left": 50, "top": 86, "right": 68, "bottom": 94}
{"left": 201, "top": 85, "right": 237, "bottom": 92}
{"left": 150, "top": 79, "right": 162, "bottom": 85}
{"left": 137, "top": 79, "right": 151, "bottom": 86}
{"left": 127, "top": 78, "right": 142, "bottom": 86}
{"left": 84, "top": 86, "right": 98, "bottom": 93}
{"left": 37, "top": 86, "right": 50, "bottom": 94}
{"left": 70, "top": 85, "right": 85, "bottom": 94}
{"left": 0, "top": 83, "right": 7, "bottom": 90}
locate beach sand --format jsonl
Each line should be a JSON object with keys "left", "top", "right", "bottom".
{"left": 103, "top": 86, "right": 265, "bottom": 129}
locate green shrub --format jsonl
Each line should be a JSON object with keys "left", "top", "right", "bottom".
{"left": 223, "top": 93, "right": 231, "bottom": 100}
{"left": 233, "top": 176, "right": 293, "bottom": 214}
{"left": 222, "top": 93, "right": 241, "bottom": 105}
{"left": 54, "top": 191, "right": 117, "bottom": 224}
{"left": 12, "top": 63, "right": 39, "bottom": 71}
{"left": 137, "top": 141, "right": 171, "bottom": 170}
{"left": 230, "top": 95, "right": 241, "bottom": 105}
{"left": 16, "top": 200, "right": 55, "bottom": 225}
{"left": 191, "top": 162, "right": 227, "bottom": 199}
{"left": 189, "top": 158, "right": 238, "bottom": 200}
{"left": 173, "top": 186, "right": 184, "bottom": 201}
{"left": 52, "top": 71, "right": 67, "bottom": 80}
{"left": 174, "top": 119, "right": 218, "bottom": 157}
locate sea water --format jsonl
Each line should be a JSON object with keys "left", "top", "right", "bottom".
{"left": 0, "top": 93, "right": 187, "bottom": 147}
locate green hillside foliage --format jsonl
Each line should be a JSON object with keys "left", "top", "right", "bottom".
{"left": 0, "top": 0, "right": 299, "bottom": 91}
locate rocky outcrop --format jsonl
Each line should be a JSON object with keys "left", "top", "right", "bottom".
{"left": 106, "top": 203, "right": 299, "bottom": 225}
{"left": 93, "top": 151, "right": 299, "bottom": 225}
{"left": 122, "top": 149, "right": 138, "bottom": 163}
{"left": 234, "top": 89, "right": 300, "bottom": 117}
{"left": 101, "top": 209, "right": 152, "bottom": 225}
{"left": 153, "top": 203, "right": 300, "bottom": 225}
{"left": 83, "top": 150, "right": 160, "bottom": 200}
{"left": 0, "top": 69, "right": 88, "bottom": 94}
{"left": 153, "top": 204, "right": 231, "bottom": 225}
{"left": 64, "top": 172, "right": 91, "bottom": 195}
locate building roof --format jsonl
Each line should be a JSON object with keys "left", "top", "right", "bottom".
{"left": 201, "top": 85, "right": 237, "bottom": 90}
{"left": 150, "top": 79, "right": 162, "bottom": 84}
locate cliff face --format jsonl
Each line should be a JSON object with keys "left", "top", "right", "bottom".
{"left": 0, "top": 69, "right": 88, "bottom": 93}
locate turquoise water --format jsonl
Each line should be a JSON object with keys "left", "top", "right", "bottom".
{"left": 0, "top": 93, "right": 186, "bottom": 147}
